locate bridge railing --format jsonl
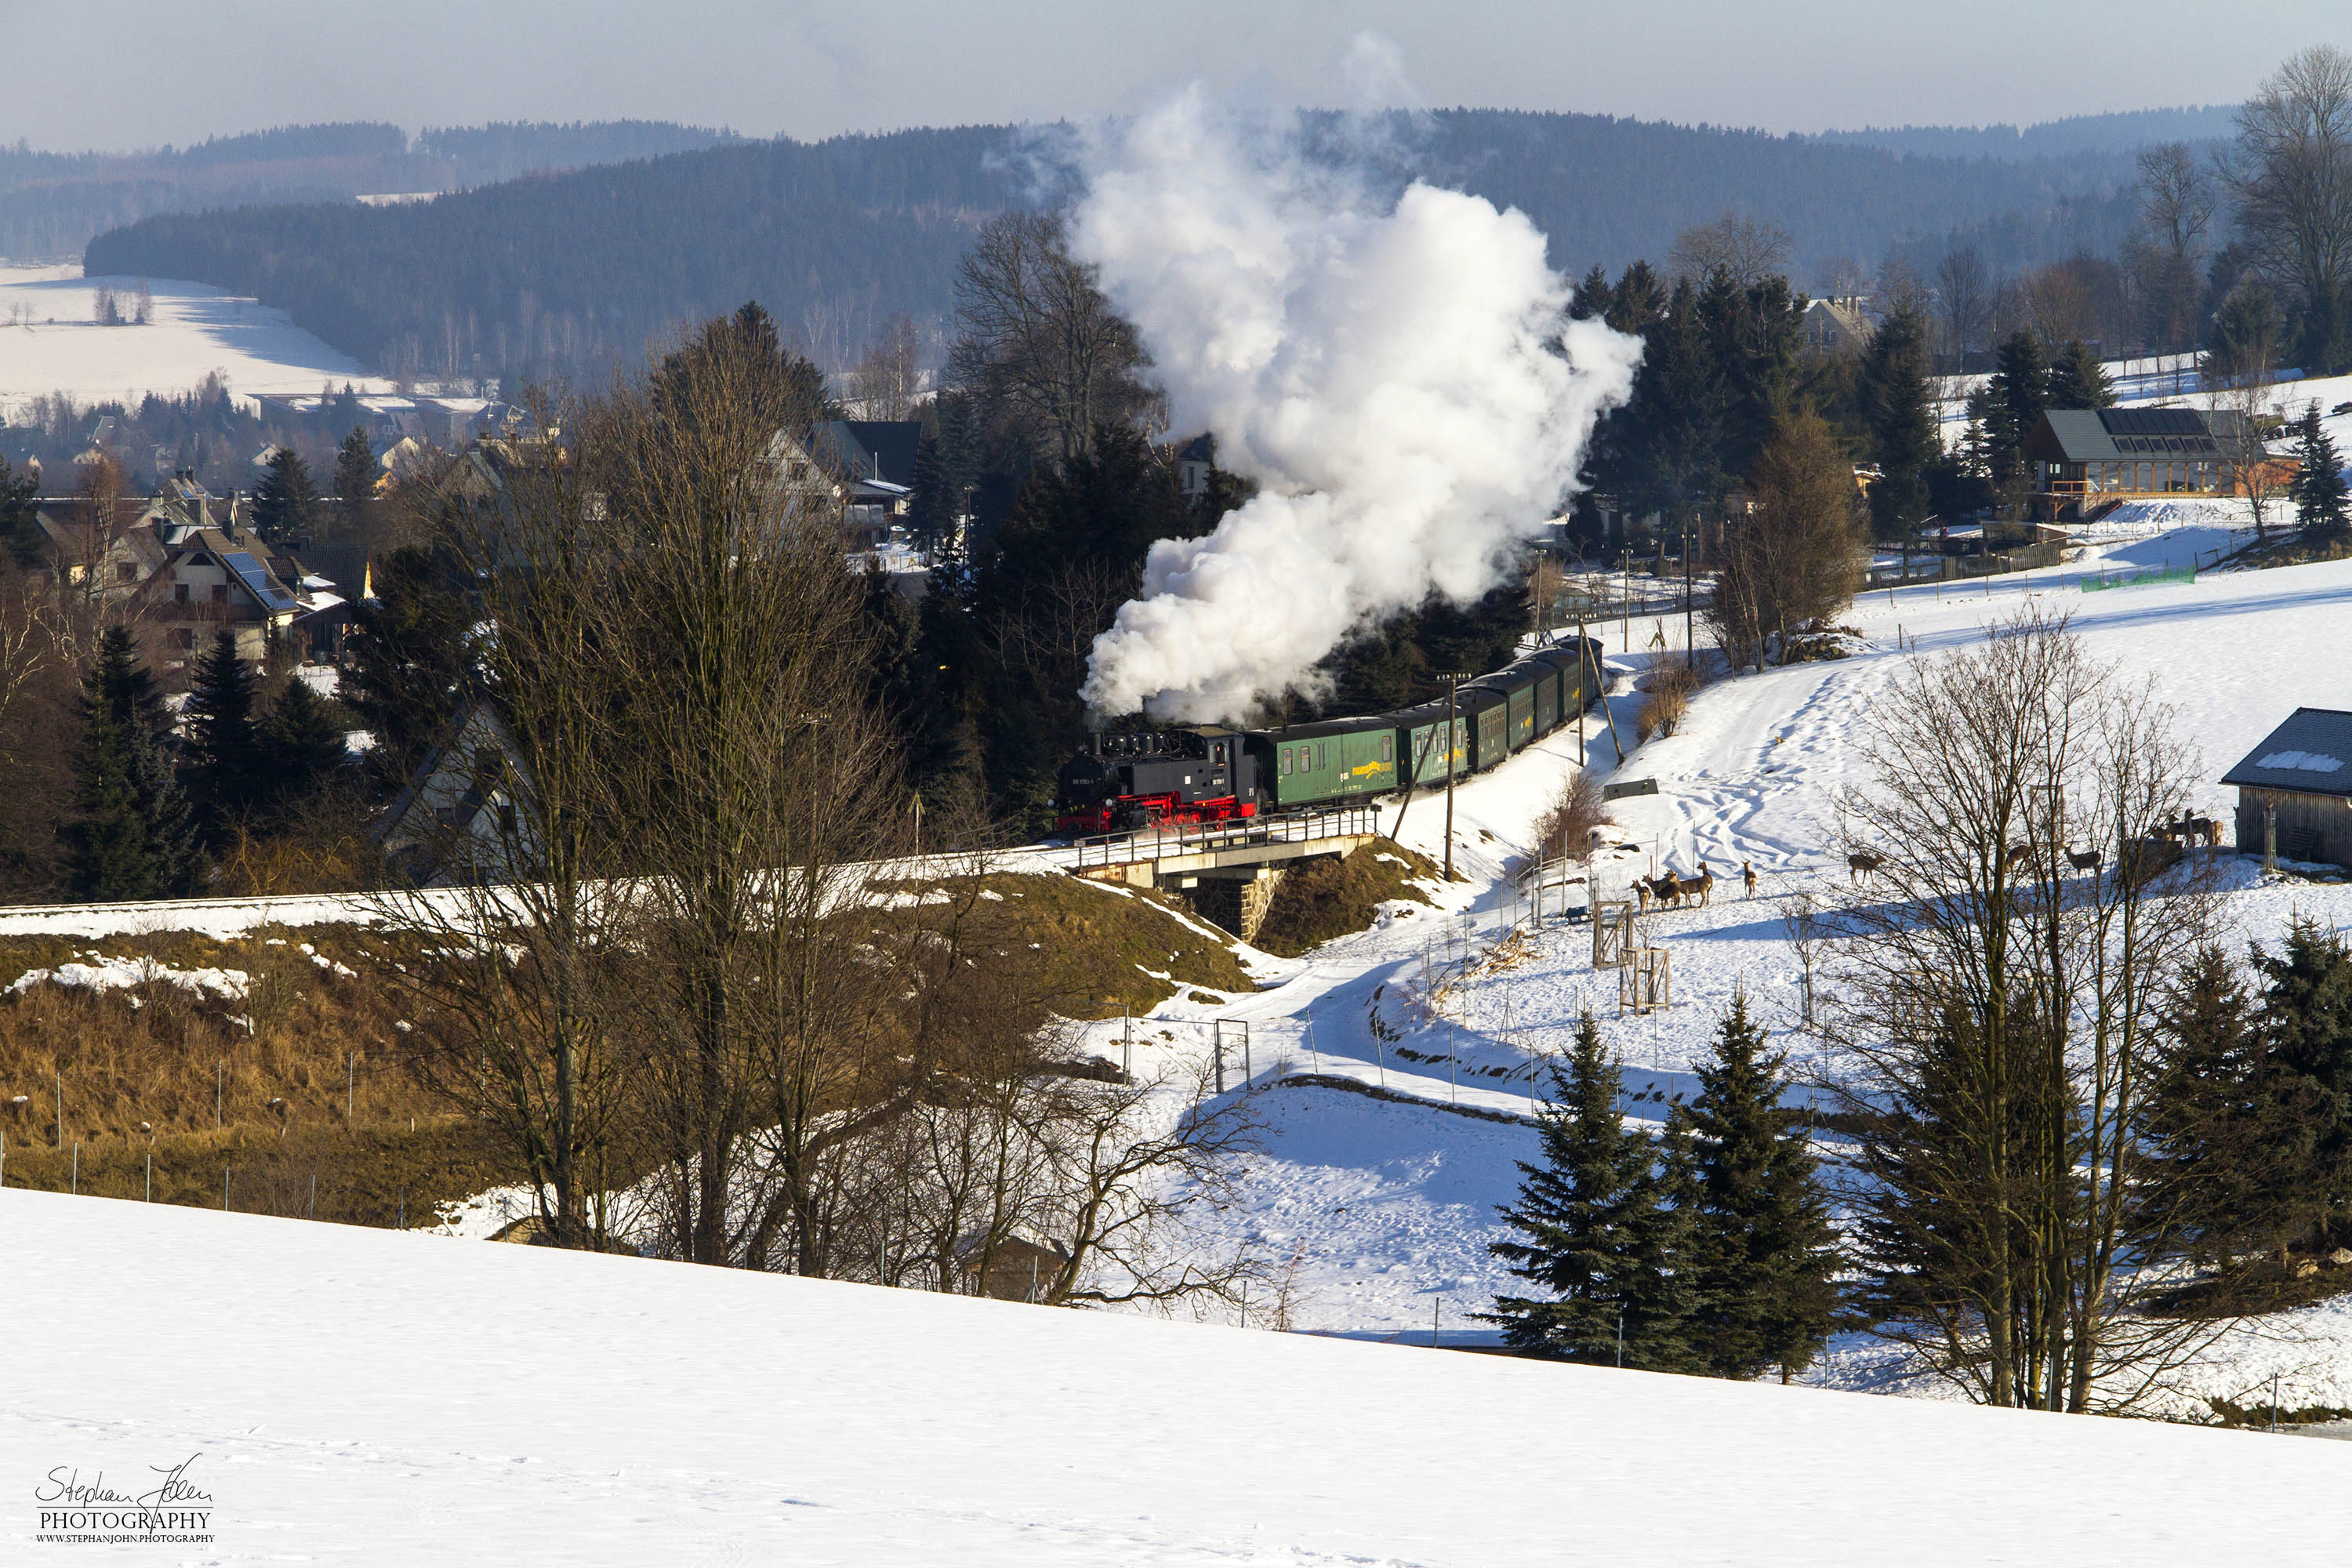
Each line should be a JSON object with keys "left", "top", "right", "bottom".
{"left": 1062, "top": 804, "right": 1382, "bottom": 871}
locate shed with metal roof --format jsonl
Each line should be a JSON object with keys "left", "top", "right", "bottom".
{"left": 2220, "top": 707, "right": 2352, "bottom": 869}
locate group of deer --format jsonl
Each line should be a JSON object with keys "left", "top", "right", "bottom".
{"left": 2157, "top": 814, "right": 2223, "bottom": 848}
{"left": 1636, "top": 864, "right": 1715, "bottom": 910}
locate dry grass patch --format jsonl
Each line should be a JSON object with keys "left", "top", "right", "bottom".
{"left": 1251, "top": 839, "right": 1439, "bottom": 958}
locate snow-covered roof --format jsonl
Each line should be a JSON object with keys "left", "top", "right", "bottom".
{"left": 2222, "top": 707, "right": 2352, "bottom": 794}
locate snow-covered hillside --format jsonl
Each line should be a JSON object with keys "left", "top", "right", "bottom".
{"left": 2, "top": 1187, "right": 2345, "bottom": 1564}
{"left": 0, "top": 263, "right": 390, "bottom": 417}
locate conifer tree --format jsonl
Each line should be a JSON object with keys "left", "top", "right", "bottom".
{"left": 1620, "top": 1111, "right": 1706, "bottom": 1372}
{"left": 1981, "top": 332, "right": 2048, "bottom": 483}
{"left": 253, "top": 446, "right": 321, "bottom": 542}
{"left": 345, "top": 543, "right": 474, "bottom": 787}
{"left": 1682, "top": 994, "right": 1842, "bottom": 1380}
{"left": 2043, "top": 339, "right": 2115, "bottom": 408}
{"left": 2147, "top": 946, "right": 2295, "bottom": 1265}
{"left": 1857, "top": 304, "right": 1936, "bottom": 537}
{"left": 1483, "top": 1015, "right": 1659, "bottom": 1363}
{"left": 183, "top": 630, "right": 267, "bottom": 833}
{"left": 259, "top": 674, "right": 350, "bottom": 811}
{"left": 2289, "top": 402, "right": 2349, "bottom": 540}
{"left": 0, "top": 453, "right": 40, "bottom": 570}
{"left": 2248, "top": 920, "right": 2352, "bottom": 1250}
{"left": 64, "top": 627, "right": 205, "bottom": 899}
{"left": 332, "top": 426, "right": 377, "bottom": 523}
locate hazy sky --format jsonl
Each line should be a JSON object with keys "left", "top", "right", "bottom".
{"left": 0, "top": 0, "right": 2345, "bottom": 151}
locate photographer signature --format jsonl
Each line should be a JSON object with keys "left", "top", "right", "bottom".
{"left": 35, "top": 1455, "right": 212, "bottom": 1509}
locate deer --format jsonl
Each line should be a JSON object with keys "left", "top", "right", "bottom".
{"left": 2004, "top": 840, "right": 2034, "bottom": 872}
{"left": 2066, "top": 848, "right": 2103, "bottom": 875}
{"left": 1848, "top": 851, "right": 1884, "bottom": 884}
{"left": 1634, "top": 879, "right": 1654, "bottom": 912}
{"left": 1677, "top": 866, "right": 1715, "bottom": 907}
{"left": 1649, "top": 873, "right": 1684, "bottom": 910}
{"left": 2182, "top": 815, "right": 2220, "bottom": 847}
{"left": 1742, "top": 861, "right": 1758, "bottom": 899}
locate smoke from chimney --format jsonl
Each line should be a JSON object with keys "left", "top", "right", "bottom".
{"left": 1073, "top": 82, "right": 1642, "bottom": 724}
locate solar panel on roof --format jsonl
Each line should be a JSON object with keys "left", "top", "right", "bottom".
{"left": 220, "top": 550, "right": 299, "bottom": 612}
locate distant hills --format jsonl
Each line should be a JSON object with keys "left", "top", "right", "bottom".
{"left": 0, "top": 121, "right": 745, "bottom": 260}
{"left": 1813, "top": 103, "right": 2235, "bottom": 161}
{"left": 67, "top": 104, "right": 2235, "bottom": 385}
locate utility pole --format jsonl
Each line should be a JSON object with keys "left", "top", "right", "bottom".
{"left": 1621, "top": 548, "right": 1632, "bottom": 652}
{"left": 1442, "top": 672, "right": 1474, "bottom": 883}
{"left": 1682, "top": 513, "right": 1694, "bottom": 669}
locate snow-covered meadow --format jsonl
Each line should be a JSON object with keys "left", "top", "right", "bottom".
{"left": 0, "top": 263, "right": 390, "bottom": 419}
{"left": 3, "top": 1185, "right": 2347, "bottom": 1565}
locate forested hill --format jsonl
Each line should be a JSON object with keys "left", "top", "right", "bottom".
{"left": 85, "top": 108, "right": 2166, "bottom": 383}
{"left": 0, "top": 120, "right": 744, "bottom": 260}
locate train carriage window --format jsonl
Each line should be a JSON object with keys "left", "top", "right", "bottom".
{"left": 1317, "top": 742, "right": 1327, "bottom": 771}
{"left": 1280, "top": 747, "right": 1291, "bottom": 775}
{"left": 1379, "top": 735, "right": 1392, "bottom": 763}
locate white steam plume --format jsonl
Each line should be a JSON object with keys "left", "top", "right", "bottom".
{"left": 1073, "top": 85, "right": 1642, "bottom": 724}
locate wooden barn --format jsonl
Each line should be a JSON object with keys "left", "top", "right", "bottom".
{"left": 2221, "top": 708, "right": 2352, "bottom": 869}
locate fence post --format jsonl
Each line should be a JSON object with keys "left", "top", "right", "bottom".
{"left": 146, "top": 1147, "right": 152, "bottom": 1202}
{"left": 70, "top": 1141, "right": 78, "bottom": 1195}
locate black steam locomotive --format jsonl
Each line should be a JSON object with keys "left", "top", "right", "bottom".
{"left": 1055, "top": 637, "right": 1606, "bottom": 835}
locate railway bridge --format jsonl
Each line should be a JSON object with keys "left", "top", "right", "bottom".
{"left": 1049, "top": 805, "right": 1383, "bottom": 942}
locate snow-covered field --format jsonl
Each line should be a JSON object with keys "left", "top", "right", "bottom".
{"left": 0, "top": 263, "right": 390, "bottom": 418}
{"left": 3, "top": 1186, "right": 2347, "bottom": 1564}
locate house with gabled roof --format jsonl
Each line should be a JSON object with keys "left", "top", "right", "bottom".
{"left": 2022, "top": 406, "right": 2267, "bottom": 522}
{"left": 376, "top": 702, "right": 537, "bottom": 887}
{"left": 2221, "top": 708, "right": 2352, "bottom": 869}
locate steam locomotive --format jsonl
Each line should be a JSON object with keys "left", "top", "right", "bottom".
{"left": 1054, "top": 638, "right": 1607, "bottom": 835}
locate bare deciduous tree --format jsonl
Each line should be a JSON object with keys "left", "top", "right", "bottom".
{"left": 1935, "top": 244, "right": 1995, "bottom": 364}
{"left": 2223, "top": 45, "right": 2352, "bottom": 368}
{"left": 847, "top": 314, "right": 922, "bottom": 421}
{"left": 1670, "top": 211, "right": 1791, "bottom": 289}
{"left": 1824, "top": 609, "right": 2234, "bottom": 1413}
{"left": 2129, "top": 143, "right": 2216, "bottom": 352}
{"left": 949, "top": 210, "right": 1156, "bottom": 466}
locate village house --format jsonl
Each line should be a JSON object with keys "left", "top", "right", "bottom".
{"left": 2223, "top": 709, "right": 2352, "bottom": 871}
{"left": 811, "top": 419, "right": 921, "bottom": 552}
{"left": 377, "top": 703, "right": 537, "bottom": 887}
{"left": 2021, "top": 405, "right": 2270, "bottom": 522}
{"left": 1801, "top": 295, "right": 1873, "bottom": 356}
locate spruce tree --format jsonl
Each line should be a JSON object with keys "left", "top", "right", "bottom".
{"left": 2147, "top": 946, "right": 2292, "bottom": 1264}
{"left": 345, "top": 543, "right": 474, "bottom": 787}
{"left": 2249, "top": 920, "right": 2352, "bottom": 1250}
{"left": 2290, "top": 402, "right": 2349, "bottom": 540}
{"left": 1982, "top": 332, "right": 2048, "bottom": 483}
{"left": 253, "top": 447, "right": 321, "bottom": 542}
{"left": 1857, "top": 304, "right": 1936, "bottom": 537}
{"left": 1620, "top": 1111, "right": 1706, "bottom": 1373}
{"left": 183, "top": 630, "right": 267, "bottom": 833}
{"left": 0, "top": 453, "right": 40, "bottom": 570}
{"left": 259, "top": 675, "right": 350, "bottom": 812}
{"left": 1682, "top": 994, "right": 1842, "bottom": 1380}
{"left": 2043, "top": 339, "right": 2115, "bottom": 408}
{"left": 65, "top": 628, "right": 205, "bottom": 899}
{"left": 1483, "top": 1015, "right": 1657, "bottom": 1363}
{"left": 332, "top": 426, "right": 377, "bottom": 523}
